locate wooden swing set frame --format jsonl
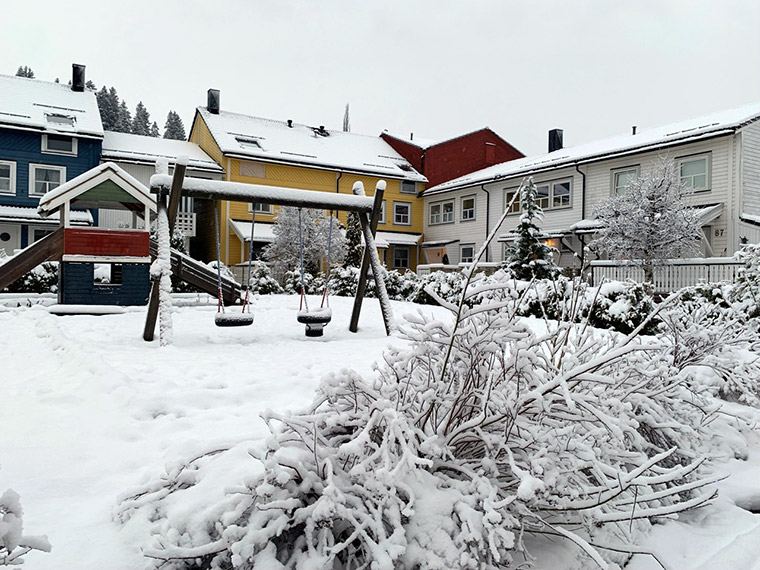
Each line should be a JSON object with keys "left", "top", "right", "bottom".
{"left": 143, "top": 164, "right": 392, "bottom": 342}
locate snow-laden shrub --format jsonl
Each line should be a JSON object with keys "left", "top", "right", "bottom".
{"left": 409, "top": 270, "right": 467, "bottom": 305}
{"left": 382, "top": 269, "right": 418, "bottom": 301}
{"left": 328, "top": 266, "right": 359, "bottom": 297}
{"left": 118, "top": 268, "right": 758, "bottom": 569}
{"left": 242, "top": 261, "right": 282, "bottom": 295}
{"left": 328, "top": 267, "right": 417, "bottom": 301}
{"left": 731, "top": 243, "right": 760, "bottom": 318}
{"left": 581, "top": 280, "right": 658, "bottom": 335}
{"left": 283, "top": 269, "right": 324, "bottom": 296}
{"left": 0, "top": 486, "right": 51, "bottom": 565}
{"left": 1, "top": 262, "right": 58, "bottom": 294}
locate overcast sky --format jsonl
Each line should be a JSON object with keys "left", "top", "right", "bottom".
{"left": 5, "top": 0, "right": 760, "bottom": 156}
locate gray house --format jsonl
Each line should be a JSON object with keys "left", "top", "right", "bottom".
{"left": 421, "top": 102, "right": 760, "bottom": 275}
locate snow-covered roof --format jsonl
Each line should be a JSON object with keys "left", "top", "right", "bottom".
{"left": 101, "top": 132, "right": 224, "bottom": 173}
{"left": 0, "top": 204, "right": 92, "bottom": 225}
{"left": 0, "top": 74, "right": 103, "bottom": 138}
{"left": 197, "top": 108, "right": 426, "bottom": 182}
{"left": 229, "top": 220, "right": 276, "bottom": 243}
{"left": 374, "top": 231, "right": 422, "bottom": 247}
{"left": 426, "top": 101, "right": 760, "bottom": 195}
{"left": 382, "top": 132, "right": 440, "bottom": 150}
{"left": 38, "top": 162, "right": 155, "bottom": 216}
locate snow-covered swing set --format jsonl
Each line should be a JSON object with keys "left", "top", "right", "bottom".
{"left": 143, "top": 159, "right": 393, "bottom": 345}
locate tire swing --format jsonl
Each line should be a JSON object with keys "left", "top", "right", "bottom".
{"left": 213, "top": 200, "right": 254, "bottom": 327}
{"left": 296, "top": 208, "right": 332, "bottom": 337}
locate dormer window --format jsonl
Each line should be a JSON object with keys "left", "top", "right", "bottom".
{"left": 42, "top": 134, "right": 77, "bottom": 156}
{"left": 45, "top": 113, "right": 75, "bottom": 127}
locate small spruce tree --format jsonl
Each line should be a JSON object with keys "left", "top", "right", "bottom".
{"left": 15, "top": 66, "right": 35, "bottom": 78}
{"left": 96, "top": 86, "right": 119, "bottom": 131}
{"left": 150, "top": 121, "right": 160, "bottom": 137}
{"left": 343, "top": 212, "right": 363, "bottom": 267}
{"left": 116, "top": 100, "right": 132, "bottom": 133}
{"left": 503, "top": 177, "right": 559, "bottom": 280}
{"left": 163, "top": 111, "right": 187, "bottom": 140}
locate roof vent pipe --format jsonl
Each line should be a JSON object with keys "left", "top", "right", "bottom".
{"left": 287, "top": 119, "right": 293, "bottom": 128}
{"left": 548, "top": 128, "right": 563, "bottom": 153}
{"left": 410, "top": 132, "right": 414, "bottom": 141}
{"left": 632, "top": 125, "right": 637, "bottom": 135}
{"left": 71, "top": 64, "right": 85, "bottom": 92}
{"left": 207, "top": 89, "right": 220, "bottom": 114}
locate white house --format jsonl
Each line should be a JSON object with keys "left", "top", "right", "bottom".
{"left": 421, "top": 102, "right": 760, "bottom": 272}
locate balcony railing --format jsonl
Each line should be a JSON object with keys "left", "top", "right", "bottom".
{"left": 590, "top": 257, "right": 742, "bottom": 293}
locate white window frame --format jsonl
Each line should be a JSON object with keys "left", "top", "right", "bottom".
{"left": 248, "top": 202, "right": 273, "bottom": 214}
{"left": 505, "top": 178, "right": 572, "bottom": 215}
{"left": 29, "top": 164, "right": 66, "bottom": 197}
{"left": 0, "top": 160, "right": 16, "bottom": 195}
{"left": 678, "top": 153, "right": 711, "bottom": 192}
{"left": 460, "top": 243, "right": 475, "bottom": 264}
{"left": 393, "top": 201, "right": 412, "bottom": 226}
{"left": 28, "top": 226, "right": 55, "bottom": 244}
{"left": 378, "top": 200, "right": 386, "bottom": 224}
{"left": 610, "top": 166, "right": 640, "bottom": 196}
{"left": 393, "top": 246, "right": 410, "bottom": 269}
{"left": 400, "top": 180, "right": 417, "bottom": 195}
{"left": 429, "top": 200, "right": 454, "bottom": 225}
{"left": 461, "top": 195, "right": 476, "bottom": 221}
{"left": 42, "top": 134, "right": 78, "bottom": 156}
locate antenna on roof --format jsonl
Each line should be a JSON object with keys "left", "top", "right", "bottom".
{"left": 632, "top": 125, "right": 637, "bottom": 135}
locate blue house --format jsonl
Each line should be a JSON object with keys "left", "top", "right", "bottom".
{"left": 0, "top": 64, "right": 103, "bottom": 256}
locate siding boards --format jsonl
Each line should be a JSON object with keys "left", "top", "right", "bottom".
{"left": 741, "top": 121, "right": 760, "bottom": 217}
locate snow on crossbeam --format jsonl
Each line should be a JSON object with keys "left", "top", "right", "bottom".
{"left": 149, "top": 174, "right": 376, "bottom": 213}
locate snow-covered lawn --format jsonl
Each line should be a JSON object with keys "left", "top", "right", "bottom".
{"left": 1, "top": 294, "right": 759, "bottom": 569}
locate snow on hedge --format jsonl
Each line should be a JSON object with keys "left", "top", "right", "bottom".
{"left": 117, "top": 270, "right": 760, "bottom": 569}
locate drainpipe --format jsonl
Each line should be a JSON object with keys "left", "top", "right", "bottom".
{"left": 574, "top": 163, "right": 587, "bottom": 268}
{"left": 334, "top": 171, "right": 343, "bottom": 218}
{"left": 481, "top": 183, "right": 491, "bottom": 262}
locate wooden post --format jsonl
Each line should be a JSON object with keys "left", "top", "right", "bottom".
{"left": 143, "top": 165, "right": 187, "bottom": 342}
{"left": 350, "top": 181, "right": 391, "bottom": 335}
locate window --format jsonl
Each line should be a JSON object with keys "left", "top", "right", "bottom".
{"left": 95, "top": 264, "right": 123, "bottom": 285}
{"left": 430, "top": 200, "right": 454, "bottom": 225}
{"left": 401, "top": 181, "right": 417, "bottom": 194}
{"left": 505, "top": 178, "right": 572, "bottom": 214}
{"left": 679, "top": 154, "right": 710, "bottom": 191}
{"left": 505, "top": 188, "right": 521, "bottom": 214}
{"left": 552, "top": 181, "right": 571, "bottom": 208}
{"left": 0, "top": 161, "right": 15, "bottom": 195}
{"left": 393, "top": 246, "right": 410, "bottom": 269}
{"left": 248, "top": 202, "right": 273, "bottom": 214}
{"left": 42, "top": 134, "right": 77, "bottom": 155}
{"left": 394, "top": 202, "right": 411, "bottom": 225}
{"left": 460, "top": 244, "right": 475, "bottom": 264}
{"left": 30, "top": 228, "right": 54, "bottom": 243}
{"left": 236, "top": 137, "right": 263, "bottom": 150}
{"left": 45, "top": 113, "right": 75, "bottom": 127}
{"left": 29, "top": 164, "right": 65, "bottom": 197}
{"left": 461, "top": 196, "right": 475, "bottom": 221}
{"left": 612, "top": 167, "right": 639, "bottom": 196}
{"left": 378, "top": 200, "right": 386, "bottom": 224}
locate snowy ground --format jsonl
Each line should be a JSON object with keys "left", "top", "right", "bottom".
{"left": 1, "top": 294, "right": 759, "bottom": 569}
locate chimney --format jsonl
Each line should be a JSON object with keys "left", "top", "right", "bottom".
{"left": 287, "top": 119, "right": 293, "bottom": 128}
{"left": 71, "top": 64, "right": 85, "bottom": 92}
{"left": 548, "top": 128, "right": 563, "bottom": 153}
{"left": 632, "top": 125, "right": 637, "bottom": 135}
{"left": 207, "top": 89, "right": 220, "bottom": 114}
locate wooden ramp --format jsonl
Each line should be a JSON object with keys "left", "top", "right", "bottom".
{"left": 148, "top": 239, "right": 242, "bottom": 306}
{"left": 0, "top": 228, "right": 64, "bottom": 291}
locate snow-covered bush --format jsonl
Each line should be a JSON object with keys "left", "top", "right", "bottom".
{"left": 283, "top": 268, "right": 322, "bottom": 295}
{"left": 243, "top": 261, "right": 282, "bottom": 294}
{"left": 731, "top": 242, "right": 760, "bottom": 318}
{"left": 208, "top": 260, "right": 236, "bottom": 284}
{"left": 382, "top": 269, "right": 418, "bottom": 301}
{"left": 328, "top": 266, "right": 359, "bottom": 297}
{"left": 408, "top": 270, "right": 467, "bottom": 305}
{"left": 328, "top": 267, "right": 417, "bottom": 301}
{"left": 581, "top": 280, "right": 659, "bottom": 335}
{"left": 1, "top": 262, "right": 58, "bottom": 294}
{"left": 0, "top": 487, "right": 51, "bottom": 565}
{"left": 119, "top": 265, "right": 759, "bottom": 569}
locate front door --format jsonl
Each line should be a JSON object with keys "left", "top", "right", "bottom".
{"left": 0, "top": 224, "right": 21, "bottom": 256}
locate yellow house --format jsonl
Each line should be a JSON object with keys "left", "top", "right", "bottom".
{"left": 188, "top": 91, "right": 427, "bottom": 271}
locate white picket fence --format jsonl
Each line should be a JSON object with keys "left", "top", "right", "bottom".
{"left": 590, "top": 257, "right": 743, "bottom": 293}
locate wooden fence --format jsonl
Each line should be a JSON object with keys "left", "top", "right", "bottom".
{"left": 590, "top": 257, "right": 743, "bottom": 293}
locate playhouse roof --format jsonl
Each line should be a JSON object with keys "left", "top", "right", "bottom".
{"left": 426, "top": 100, "right": 760, "bottom": 195}
{"left": 101, "top": 132, "right": 224, "bottom": 174}
{"left": 38, "top": 162, "right": 155, "bottom": 216}
{"left": 0, "top": 74, "right": 103, "bottom": 138}
{"left": 196, "top": 107, "right": 426, "bottom": 182}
